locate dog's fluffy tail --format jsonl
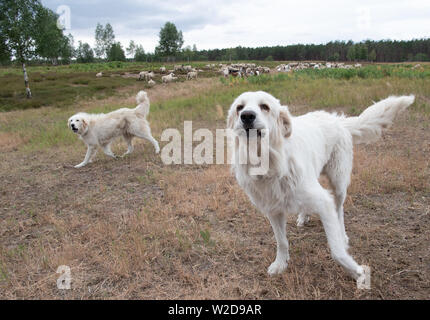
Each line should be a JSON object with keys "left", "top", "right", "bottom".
{"left": 342, "top": 95, "right": 415, "bottom": 144}
{"left": 135, "top": 90, "right": 150, "bottom": 117}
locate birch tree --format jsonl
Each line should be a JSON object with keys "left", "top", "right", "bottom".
{"left": 0, "top": 0, "right": 42, "bottom": 98}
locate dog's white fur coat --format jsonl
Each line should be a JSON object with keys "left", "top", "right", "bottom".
{"left": 68, "top": 91, "right": 160, "bottom": 168}
{"left": 227, "top": 91, "right": 414, "bottom": 279}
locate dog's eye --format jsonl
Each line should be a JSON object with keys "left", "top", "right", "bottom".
{"left": 76, "top": 120, "right": 79, "bottom": 122}
{"left": 236, "top": 105, "right": 244, "bottom": 113}
{"left": 260, "top": 104, "right": 270, "bottom": 111}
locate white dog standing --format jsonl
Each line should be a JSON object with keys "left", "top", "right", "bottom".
{"left": 227, "top": 91, "right": 414, "bottom": 279}
{"left": 68, "top": 91, "right": 160, "bottom": 168}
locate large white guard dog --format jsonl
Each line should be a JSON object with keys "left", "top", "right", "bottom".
{"left": 227, "top": 91, "right": 414, "bottom": 279}
{"left": 68, "top": 91, "right": 160, "bottom": 168}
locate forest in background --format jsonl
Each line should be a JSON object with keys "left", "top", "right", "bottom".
{"left": 1, "top": 0, "right": 429, "bottom": 67}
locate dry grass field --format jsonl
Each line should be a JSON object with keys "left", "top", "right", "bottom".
{"left": 0, "top": 63, "right": 429, "bottom": 299}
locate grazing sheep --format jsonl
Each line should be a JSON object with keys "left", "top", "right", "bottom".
{"left": 96, "top": 72, "right": 103, "bottom": 78}
{"left": 231, "top": 70, "right": 242, "bottom": 77}
{"left": 162, "top": 73, "right": 178, "bottom": 83}
{"left": 184, "top": 65, "right": 193, "bottom": 72}
{"left": 186, "top": 71, "right": 197, "bottom": 80}
{"left": 145, "top": 71, "right": 154, "bottom": 81}
{"left": 222, "top": 68, "right": 229, "bottom": 77}
{"left": 160, "top": 66, "right": 166, "bottom": 73}
{"left": 138, "top": 71, "right": 148, "bottom": 80}
{"left": 174, "top": 65, "right": 183, "bottom": 72}
{"left": 147, "top": 79, "right": 156, "bottom": 87}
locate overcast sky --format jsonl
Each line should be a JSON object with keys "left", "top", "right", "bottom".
{"left": 41, "top": 0, "right": 430, "bottom": 55}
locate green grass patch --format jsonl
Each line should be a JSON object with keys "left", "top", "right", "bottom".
{"left": 1, "top": 62, "right": 429, "bottom": 151}
{"left": 0, "top": 71, "right": 138, "bottom": 112}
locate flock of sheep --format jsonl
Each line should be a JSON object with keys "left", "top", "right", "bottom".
{"left": 275, "top": 62, "right": 362, "bottom": 72}
{"left": 94, "top": 61, "right": 366, "bottom": 86}
{"left": 137, "top": 65, "right": 200, "bottom": 86}
{"left": 95, "top": 64, "right": 200, "bottom": 87}
{"left": 219, "top": 63, "right": 271, "bottom": 77}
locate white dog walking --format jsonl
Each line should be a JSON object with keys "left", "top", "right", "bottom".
{"left": 227, "top": 91, "right": 414, "bottom": 279}
{"left": 68, "top": 91, "right": 160, "bottom": 168}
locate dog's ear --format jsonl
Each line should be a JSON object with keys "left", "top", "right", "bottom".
{"left": 67, "top": 119, "right": 71, "bottom": 129}
{"left": 82, "top": 119, "right": 88, "bottom": 130}
{"left": 226, "top": 108, "right": 236, "bottom": 130}
{"left": 278, "top": 108, "right": 292, "bottom": 138}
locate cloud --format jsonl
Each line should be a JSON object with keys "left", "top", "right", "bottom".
{"left": 41, "top": 0, "right": 430, "bottom": 53}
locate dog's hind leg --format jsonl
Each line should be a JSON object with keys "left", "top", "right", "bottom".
{"left": 130, "top": 122, "right": 160, "bottom": 154}
{"left": 324, "top": 141, "right": 353, "bottom": 246}
{"left": 267, "top": 212, "right": 290, "bottom": 275}
{"left": 122, "top": 135, "right": 134, "bottom": 157}
{"left": 305, "top": 183, "right": 363, "bottom": 279}
{"left": 102, "top": 143, "right": 117, "bottom": 158}
{"left": 135, "top": 132, "right": 160, "bottom": 154}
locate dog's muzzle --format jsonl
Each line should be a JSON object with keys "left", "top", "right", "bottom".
{"left": 241, "top": 111, "right": 256, "bottom": 130}
{"left": 71, "top": 124, "right": 78, "bottom": 133}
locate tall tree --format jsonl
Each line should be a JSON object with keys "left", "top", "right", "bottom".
{"left": 95, "top": 23, "right": 115, "bottom": 59}
{"left": 347, "top": 45, "right": 356, "bottom": 61}
{"left": 94, "top": 23, "right": 104, "bottom": 58}
{"left": 0, "top": 0, "right": 42, "bottom": 98}
{"left": 126, "top": 40, "right": 136, "bottom": 59}
{"left": 134, "top": 44, "right": 146, "bottom": 61}
{"left": 358, "top": 44, "right": 368, "bottom": 61}
{"left": 183, "top": 45, "right": 192, "bottom": 62}
{"left": 76, "top": 41, "right": 94, "bottom": 63}
{"left": 33, "top": 7, "right": 74, "bottom": 64}
{"left": 155, "top": 22, "right": 184, "bottom": 59}
{"left": 368, "top": 49, "right": 376, "bottom": 62}
{"left": 0, "top": 33, "right": 11, "bottom": 65}
{"left": 107, "top": 42, "right": 126, "bottom": 61}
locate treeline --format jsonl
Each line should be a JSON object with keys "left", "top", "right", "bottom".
{"left": 192, "top": 39, "right": 430, "bottom": 63}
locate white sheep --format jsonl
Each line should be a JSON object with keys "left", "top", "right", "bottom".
{"left": 186, "top": 71, "right": 198, "bottom": 80}
{"left": 138, "top": 71, "right": 148, "bottom": 80}
{"left": 162, "top": 73, "right": 178, "bottom": 83}
{"left": 96, "top": 72, "right": 103, "bottom": 78}
{"left": 174, "top": 65, "right": 183, "bottom": 72}
{"left": 147, "top": 79, "right": 156, "bottom": 87}
{"left": 160, "top": 66, "right": 166, "bottom": 73}
{"left": 222, "top": 68, "right": 229, "bottom": 77}
{"left": 145, "top": 71, "right": 154, "bottom": 81}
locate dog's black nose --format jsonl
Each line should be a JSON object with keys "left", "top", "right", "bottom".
{"left": 240, "top": 111, "right": 256, "bottom": 125}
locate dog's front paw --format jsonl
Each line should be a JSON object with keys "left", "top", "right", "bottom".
{"left": 352, "top": 265, "right": 365, "bottom": 280}
{"left": 267, "top": 260, "right": 288, "bottom": 276}
{"left": 155, "top": 147, "right": 160, "bottom": 154}
{"left": 74, "top": 163, "right": 86, "bottom": 168}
